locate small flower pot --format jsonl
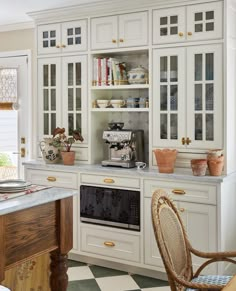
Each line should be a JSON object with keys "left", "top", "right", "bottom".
{"left": 207, "top": 155, "right": 224, "bottom": 176}
{"left": 153, "top": 149, "right": 177, "bottom": 173}
{"left": 61, "top": 151, "right": 75, "bottom": 165}
{"left": 207, "top": 149, "right": 223, "bottom": 159}
{"left": 191, "top": 159, "right": 207, "bottom": 176}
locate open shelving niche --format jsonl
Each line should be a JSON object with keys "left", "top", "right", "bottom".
{"left": 89, "top": 49, "right": 150, "bottom": 165}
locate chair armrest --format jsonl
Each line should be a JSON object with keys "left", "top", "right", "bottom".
{"left": 190, "top": 246, "right": 236, "bottom": 259}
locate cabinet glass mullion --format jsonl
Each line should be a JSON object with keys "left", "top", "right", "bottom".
{"left": 43, "top": 64, "right": 57, "bottom": 135}
{"left": 159, "top": 55, "right": 178, "bottom": 141}
{"left": 67, "top": 62, "right": 82, "bottom": 135}
{"left": 194, "top": 52, "right": 214, "bottom": 141}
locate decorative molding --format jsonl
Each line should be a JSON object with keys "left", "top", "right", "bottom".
{"left": 27, "top": 0, "right": 222, "bottom": 25}
{"left": 0, "top": 21, "right": 34, "bottom": 32}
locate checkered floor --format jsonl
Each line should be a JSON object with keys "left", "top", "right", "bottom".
{"left": 67, "top": 260, "right": 170, "bottom": 291}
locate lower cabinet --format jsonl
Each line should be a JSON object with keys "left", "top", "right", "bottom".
{"left": 144, "top": 179, "right": 217, "bottom": 274}
{"left": 80, "top": 224, "right": 140, "bottom": 263}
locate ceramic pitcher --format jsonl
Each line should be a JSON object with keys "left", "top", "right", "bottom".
{"left": 39, "top": 138, "right": 61, "bottom": 164}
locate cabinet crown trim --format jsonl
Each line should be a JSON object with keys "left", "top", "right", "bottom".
{"left": 28, "top": 0, "right": 222, "bottom": 24}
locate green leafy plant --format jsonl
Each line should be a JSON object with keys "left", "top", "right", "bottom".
{"left": 51, "top": 127, "right": 84, "bottom": 152}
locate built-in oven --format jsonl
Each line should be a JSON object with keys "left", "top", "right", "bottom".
{"left": 80, "top": 185, "right": 140, "bottom": 231}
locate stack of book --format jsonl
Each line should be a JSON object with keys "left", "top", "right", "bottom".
{"left": 92, "top": 57, "right": 128, "bottom": 86}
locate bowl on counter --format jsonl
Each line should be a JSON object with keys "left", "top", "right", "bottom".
{"left": 96, "top": 100, "right": 109, "bottom": 108}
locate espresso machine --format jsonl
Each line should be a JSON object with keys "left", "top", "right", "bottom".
{"left": 102, "top": 122, "right": 144, "bottom": 168}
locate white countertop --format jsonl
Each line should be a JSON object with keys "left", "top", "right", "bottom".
{"left": 23, "top": 160, "right": 233, "bottom": 184}
{"left": 0, "top": 187, "right": 78, "bottom": 215}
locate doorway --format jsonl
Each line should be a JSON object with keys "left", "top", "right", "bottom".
{"left": 0, "top": 51, "right": 31, "bottom": 179}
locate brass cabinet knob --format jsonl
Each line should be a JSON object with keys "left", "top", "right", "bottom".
{"left": 186, "top": 137, "right": 192, "bottom": 145}
{"left": 61, "top": 44, "right": 66, "bottom": 48}
{"left": 179, "top": 208, "right": 185, "bottom": 212}
{"left": 47, "top": 176, "right": 57, "bottom": 182}
{"left": 56, "top": 44, "right": 60, "bottom": 48}
{"left": 112, "top": 39, "right": 117, "bottom": 43}
{"left": 172, "top": 189, "right": 186, "bottom": 195}
{"left": 103, "top": 178, "right": 115, "bottom": 184}
{"left": 104, "top": 241, "right": 115, "bottom": 247}
{"left": 119, "top": 38, "right": 124, "bottom": 42}
{"left": 188, "top": 32, "right": 192, "bottom": 36}
{"left": 178, "top": 32, "right": 184, "bottom": 37}
{"left": 181, "top": 137, "right": 186, "bottom": 145}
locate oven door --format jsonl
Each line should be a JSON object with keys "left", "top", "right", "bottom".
{"left": 80, "top": 185, "right": 140, "bottom": 231}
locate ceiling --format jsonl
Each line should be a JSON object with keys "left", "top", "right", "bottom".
{"left": 0, "top": 0, "right": 104, "bottom": 27}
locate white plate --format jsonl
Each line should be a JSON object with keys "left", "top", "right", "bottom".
{"left": 0, "top": 180, "right": 31, "bottom": 191}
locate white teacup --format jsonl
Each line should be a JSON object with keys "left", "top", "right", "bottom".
{"left": 136, "top": 162, "right": 146, "bottom": 170}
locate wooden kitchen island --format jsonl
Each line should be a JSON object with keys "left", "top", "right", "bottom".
{"left": 0, "top": 187, "right": 78, "bottom": 291}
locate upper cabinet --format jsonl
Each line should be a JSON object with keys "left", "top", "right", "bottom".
{"left": 152, "top": 44, "right": 222, "bottom": 151}
{"left": 153, "top": 1, "right": 223, "bottom": 44}
{"left": 37, "top": 20, "right": 87, "bottom": 54}
{"left": 91, "top": 11, "right": 148, "bottom": 50}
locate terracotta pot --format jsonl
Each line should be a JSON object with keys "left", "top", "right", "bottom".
{"left": 191, "top": 159, "right": 207, "bottom": 176}
{"left": 207, "top": 155, "right": 224, "bottom": 176}
{"left": 61, "top": 151, "right": 75, "bottom": 165}
{"left": 207, "top": 149, "right": 223, "bottom": 159}
{"left": 153, "top": 149, "right": 177, "bottom": 173}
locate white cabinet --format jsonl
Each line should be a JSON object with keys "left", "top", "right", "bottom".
{"left": 152, "top": 44, "right": 222, "bottom": 151}
{"left": 37, "top": 20, "right": 87, "bottom": 54}
{"left": 144, "top": 179, "right": 217, "bottom": 274}
{"left": 91, "top": 11, "right": 148, "bottom": 50}
{"left": 38, "top": 55, "right": 88, "bottom": 160}
{"left": 153, "top": 1, "right": 223, "bottom": 44}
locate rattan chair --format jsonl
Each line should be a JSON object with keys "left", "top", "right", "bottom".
{"left": 151, "top": 189, "right": 236, "bottom": 291}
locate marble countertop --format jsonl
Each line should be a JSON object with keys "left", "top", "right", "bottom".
{"left": 0, "top": 187, "right": 78, "bottom": 215}
{"left": 23, "top": 160, "right": 234, "bottom": 184}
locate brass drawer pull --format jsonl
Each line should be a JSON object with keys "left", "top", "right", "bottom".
{"left": 61, "top": 44, "right": 66, "bottom": 48}
{"left": 112, "top": 39, "right": 117, "bottom": 43}
{"left": 103, "top": 178, "right": 115, "bottom": 184}
{"left": 188, "top": 31, "right": 193, "bottom": 36}
{"left": 56, "top": 44, "right": 60, "bottom": 48}
{"left": 119, "top": 38, "right": 124, "bottom": 42}
{"left": 47, "top": 176, "right": 57, "bottom": 182}
{"left": 178, "top": 32, "right": 184, "bottom": 37}
{"left": 104, "top": 241, "right": 115, "bottom": 247}
{"left": 172, "top": 189, "right": 186, "bottom": 195}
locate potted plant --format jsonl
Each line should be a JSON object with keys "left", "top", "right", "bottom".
{"left": 52, "top": 127, "right": 84, "bottom": 165}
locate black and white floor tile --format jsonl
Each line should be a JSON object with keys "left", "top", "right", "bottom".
{"left": 67, "top": 260, "right": 170, "bottom": 291}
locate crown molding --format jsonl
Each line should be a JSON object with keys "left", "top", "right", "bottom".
{"left": 0, "top": 21, "right": 35, "bottom": 32}
{"left": 27, "top": 0, "right": 221, "bottom": 24}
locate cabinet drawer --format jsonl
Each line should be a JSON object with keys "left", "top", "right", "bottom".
{"left": 81, "top": 226, "right": 140, "bottom": 262}
{"left": 144, "top": 179, "right": 216, "bottom": 205}
{"left": 80, "top": 173, "right": 140, "bottom": 189}
{"left": 25, "top": 169, "right": 78, "bottom": 189}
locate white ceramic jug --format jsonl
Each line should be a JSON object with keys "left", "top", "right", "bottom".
{"left": 39, "top": 138, "right": 61, "bottom": 164}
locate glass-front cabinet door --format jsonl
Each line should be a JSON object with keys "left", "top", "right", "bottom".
{"left": 61, "top": 20, "right": 87, "bottom": 52}
{"left": 153, "top": 7, "right": 185, "bottom": 44}
{"left": 62, "top": 55, "right": 88, "bottom": 144}
{"left": 38, "top": 58, "right": 61, "bottom": 138}
{"left": 186, "top": 44, "right": 222, "bottom": 149}
{"left": 186, "top": 1, "right": 223, "bottom": 41}
{"left": 153, "top": 48, "right": 185, "bottom": 148}
{"left": 38, "top": 24, "right": 61, "bottom": 54}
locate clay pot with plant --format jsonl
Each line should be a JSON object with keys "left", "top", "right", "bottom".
{"left": 153, "top": 149, "right": 178, "bottom": 173}
{"left": 52, "top": 127, "right": 84, "bottom": 165}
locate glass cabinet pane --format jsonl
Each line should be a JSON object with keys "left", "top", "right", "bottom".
{"left": 43, "top": 89, "right": 49, "bottom": 111}
{"left": 160, "top": 85, "right": 168, "bottom": 110}
{"left": 76, "top": 113, "right": 82, "bottom": 131}
{"left": 193, "top": 51, "right": 215, "bottom": 142}
{"left": 44, "top": 113, "right": 49, "bottom": 135}
{"left": 170, "top": 56, "right": 177, "bottom": 82}
{"left": 170, "top": 85, "right": 178, "bottom": 110}
{"left": 68, "top": 88, "right": 73, "bottom": 110}
{"left": 68, "top": 63, "right": 73, "bottom": 86}
{"left": 160, "top": 57, "right": 168, "bottom": 82}
{"left": 76, "top": 88, "right": 81, "bottom": 110}
{"left": 206, "top": 114, "right": 214, "bottom": 141}
{"left": 170, "top": 114, "right": 178, "bottom": 139}
{"left": 76, "top": 63, "right": 81, "bottom": 85}
{"left": 51, "top": 64, "right": 56, "bottom": 86}
{"left": 43, "top": 65, "right": 48, "bottom": 86}
{"left": 195, "top": 54, "right": 202, "bottom": 81}
{"left": 160, "top": 114, "right": 168, "bottom": 139}
{"left": 206, "top": 53, "right": 214, "bottom": 80}
{"left": 51, "top": 89, "right": 56, "bottom": 110}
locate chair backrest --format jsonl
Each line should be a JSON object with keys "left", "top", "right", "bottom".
{"left": 151, "top": 189, "right": 193, "bottom": 291}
